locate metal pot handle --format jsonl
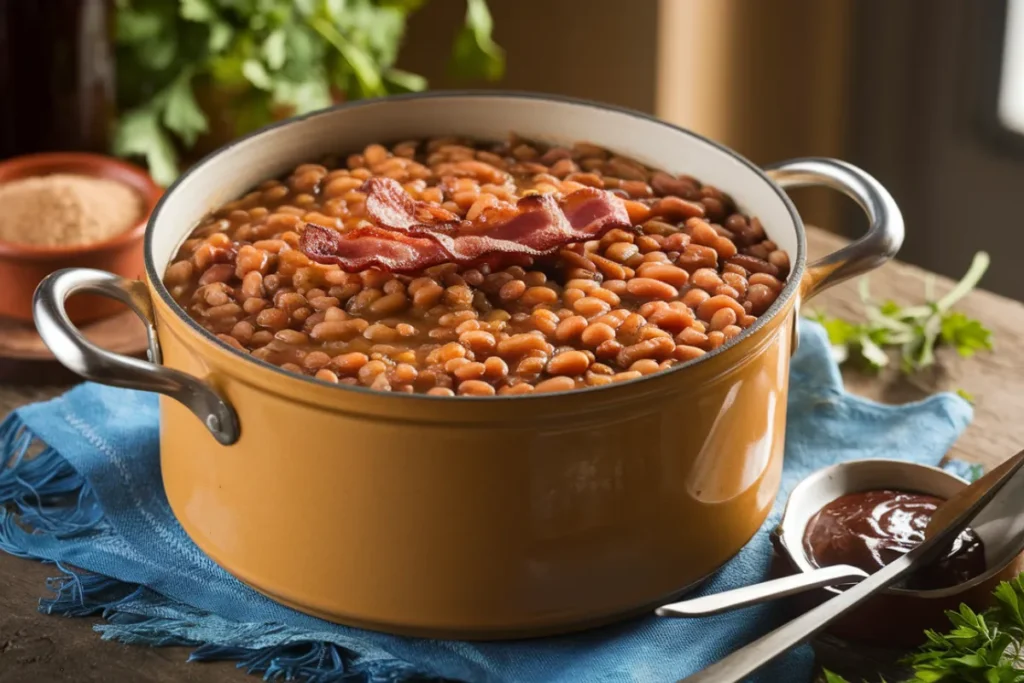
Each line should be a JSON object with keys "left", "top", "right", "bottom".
{"left": 764, "top": 157, "right": 904, "bottom": 301}
{"left": 33, "top": 268, "right": 240, "bottom": 445}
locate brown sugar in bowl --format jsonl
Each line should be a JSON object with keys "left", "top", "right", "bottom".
{"left": 0, "top": 152, "right": 162, "bottom": 323}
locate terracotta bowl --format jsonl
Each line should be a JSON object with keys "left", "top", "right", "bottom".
{"left": 772, "top": 459, "right": 1024, "bottom": 647}
{"left": 0, "top": 152, "right": 162, "bottom": 323}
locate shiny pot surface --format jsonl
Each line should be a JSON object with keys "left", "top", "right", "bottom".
{"left": 34, "top": 92, "right": 903, "bottom": 638}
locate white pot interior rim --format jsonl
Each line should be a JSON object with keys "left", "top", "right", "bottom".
{"left": 143, "top": 90, "right": 808, "bottom": 400}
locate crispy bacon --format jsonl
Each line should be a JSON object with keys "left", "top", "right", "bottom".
{"left": 300, "top": 177, "right": 631, "bottom": 274}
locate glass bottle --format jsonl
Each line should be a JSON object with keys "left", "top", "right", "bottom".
{"left": 0, "top": 0, "right": 116, "bottom": 159}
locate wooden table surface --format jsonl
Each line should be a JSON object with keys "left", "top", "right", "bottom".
{"left": 1, "top": 226, "right": 1021, "bottom": 682}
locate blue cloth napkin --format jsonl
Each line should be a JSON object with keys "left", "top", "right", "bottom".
{"left": 0, "top": 320, "right": 973, "bottom": 683}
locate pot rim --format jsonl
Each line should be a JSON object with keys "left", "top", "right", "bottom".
{"left": 143, "top": 89, "right": 807, "bottom": 402}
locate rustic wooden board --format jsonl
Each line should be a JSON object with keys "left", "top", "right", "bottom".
{"left": 0, "top": 311, "right": 148, "bottom": 385}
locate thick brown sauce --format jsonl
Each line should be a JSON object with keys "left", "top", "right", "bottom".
{"left": 802, "top": 489, "right": 986, "bottom": 590}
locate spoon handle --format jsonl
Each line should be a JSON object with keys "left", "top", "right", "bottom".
{"left": 657, "top": 565, "right": 868, "bottom": 618}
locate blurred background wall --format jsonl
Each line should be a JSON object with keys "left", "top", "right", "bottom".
{"left": 401, "top": 0, "right": 1024, "bottom": 301}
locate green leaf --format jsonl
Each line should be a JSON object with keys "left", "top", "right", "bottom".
{"left": 859, "top": 333, "right": 890, "bottom": 369}
{"left": 994, "top": 580, "right": 1024, "bottom": 627}
{"left": 941, "top": 312, "right": 993, "bottom": 358}
{"left": 242, "top": 58, "right": 274, "bottom": 90}
{"left": 180, "top": 0, "right": 218, "bottom": 22}
{"left": 956, "top": 388, "right": 976, "bottom": 404}
{"left": 113, "top": 107, "right": 179, "bottom": 187}
{"left": 383, "top": 68, "right": 427, "bottom": 93}
{"left": 208, "top": 21, "right": 234, "bottom": 52}
{"left": 161, "top": 72, "right": 209, "bottom": 146}
{"left": 937, "top": 251, "right": 990, "bottom": 312}
{"left": 822, "top": 670, "right": 852, "bottom": 683}
{"left": 262, "top": 28, "right": 287, "bottom": 69}
{"left": 448, "top": 0, "right": 505, "bottom": 81}
{"left": 272, "top": 78, "right": 333, "bottom": 115}
{"left": 116, "top": 6, "right": 165, "bottom": 43}
{"left": 309, "top": 15, "right": 385, "bottom": 97}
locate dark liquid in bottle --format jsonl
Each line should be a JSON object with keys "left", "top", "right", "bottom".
{"left": 0, "top": 0, "right": 115, "bottom": 159}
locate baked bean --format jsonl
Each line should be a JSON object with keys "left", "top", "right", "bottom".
{"left": 547, "top": 350, "right": 590, "bottom": 376}
{"left": 611, "top": 371, "right": 643, "bottom": 383}
{"left": 636, "top": 263, "right": 689, "bottom": 288}
{"left": 673, "top": 344, "right": 706, "bottom": 361}
{"left": 629, "top": 359, "right": 661, "bottom": 375}
{"left": 166, "top": 135, "right": 789, "bottom": 395}
{"left": 678, "top": 244, "right": 718, "bottom": 270}
{"left": 691, "top": 268, "right": 723, "bottom": 291}
{"left": 199, "top": 263, "right": 235, "bottom": 285}
{"left": 311, "top": 320, "right": 363, "bottom": 342}
{"left": 256, "top": 308, "right": 289, "bottom": 330}
{"left": 497, "top": 333, "right": 550, "bottom": 357}
{"left": 574, "top": 296, "right": 611, "bottom": 317}
{"left": 722, "top": 272, "right": 748, "bottom": 297}
{"left": 605, "top": 242, "right": 640, "bottom": 263}
{"left": 581, "top": 322, "right": 617, "bottom": 347}
{"left": 626, "top": 278, "right": 678, "bottom": 300}
{"left": 652, "top": 196, "right": 705, "bottom": 221}
{"left": 728, "top": 254, "right": 780, "bottom": 276}
{"left": 535, "top": 376, "right": 576, "bottom": 393}
{"left": 650, "top": 171, "right": 698, "bottom": 198}
{"left": 677, "top": 327, "right": 709, "bottom": 348}
{"left": 521, "top": 286, "right": 558, "bottom": 307}
{"left": 709, "top": 308, "right": 737, "bottom": 331}
{"left": 749, "top": 272, "right": 783, "bottom": 291}
{"left": 697, "top": 295, "right": 746, "bottom": 321}
{"left": 746, "top": 284, "right": 778, "bottom": 315}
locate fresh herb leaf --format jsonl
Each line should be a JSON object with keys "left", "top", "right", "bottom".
{"left": 383, "top": 67, "right": 428, "bottom": 93}
{"left": 449, "top": 0, "right": 505, "bottom": 80}
{"left": 822, "top": 573, "right": 1024, "bottom": 682}
{"left": 161, "top": 71, "right": 209, "bottom": 146}
{"left": 956, "top": 388, "right": 976, "bottom": 404}
{"left": 113, "top": 0, "right": 504, "bottom": 182}
{"left": 261, "top": 28, "right": 287, "bottom": 69}
{"left": 806, "top": 252, "right": 993, "bottom": 377}
{"left": 241, "top": 58, "right": 274, "bottom": 90}
{"left": 113, "top": 106, "right": 180, "bottom": 187}
{"left": 941, "top": 312, "right": 993, "bottom": 358}
{"left": 180, "top": 0, "right": 217, "bottom": 22}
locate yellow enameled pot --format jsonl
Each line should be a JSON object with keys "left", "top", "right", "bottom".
{"left": 33, "top": 92, "right": 903, "bottom": 639}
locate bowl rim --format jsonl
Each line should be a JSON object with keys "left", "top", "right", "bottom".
{"left": 776, "top": 458, "right": 1006, "bottom": 598}
{"left": 0, "top": 151, "right": 162, "bottom": 261}
{"left": 143, "top": 89, "right": 808, "bottom": 402}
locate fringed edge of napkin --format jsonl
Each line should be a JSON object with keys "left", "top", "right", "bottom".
{"left": 0, "top": 411, "right": 417, "bottom": 683}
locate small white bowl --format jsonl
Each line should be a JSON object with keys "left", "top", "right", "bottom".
{"left": 773, "top": 459, "right": 1024, "bottom": 645}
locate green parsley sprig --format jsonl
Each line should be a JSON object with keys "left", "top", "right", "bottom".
{"left": 113, "top": 0, "right": 505, "bottom": 186}
{"left": 807, "top": 252, "right": 993, "bottom": 374}
{"left": 824, "top": 573, "right": 1024, "bottom": 682}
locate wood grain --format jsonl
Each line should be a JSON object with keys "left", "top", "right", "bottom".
{"left": 0, "top": 226, "right": 1020, "bottom": 681}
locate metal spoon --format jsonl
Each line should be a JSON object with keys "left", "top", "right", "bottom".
{"left": 656, "top": 564, "right": 867, "bottom": 617}
{"left": 926, "top": 448, "right": 1024, "bottom": 538}
{"left": 670, "top": 446, "right": 1024, "bottom": 683}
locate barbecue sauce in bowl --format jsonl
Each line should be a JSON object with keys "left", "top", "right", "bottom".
{"left": 802, "top": 490, "right": 986, "bottom": 590}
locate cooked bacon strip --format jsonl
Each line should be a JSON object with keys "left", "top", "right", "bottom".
{"left": 361, "top": 177, "right": 461, "bottom": 234}
{"left": 300, "top": 177, "right": 631, "bottom": 273}
{"left": 302, "top": 224, "right": 449, "bottom": 273}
